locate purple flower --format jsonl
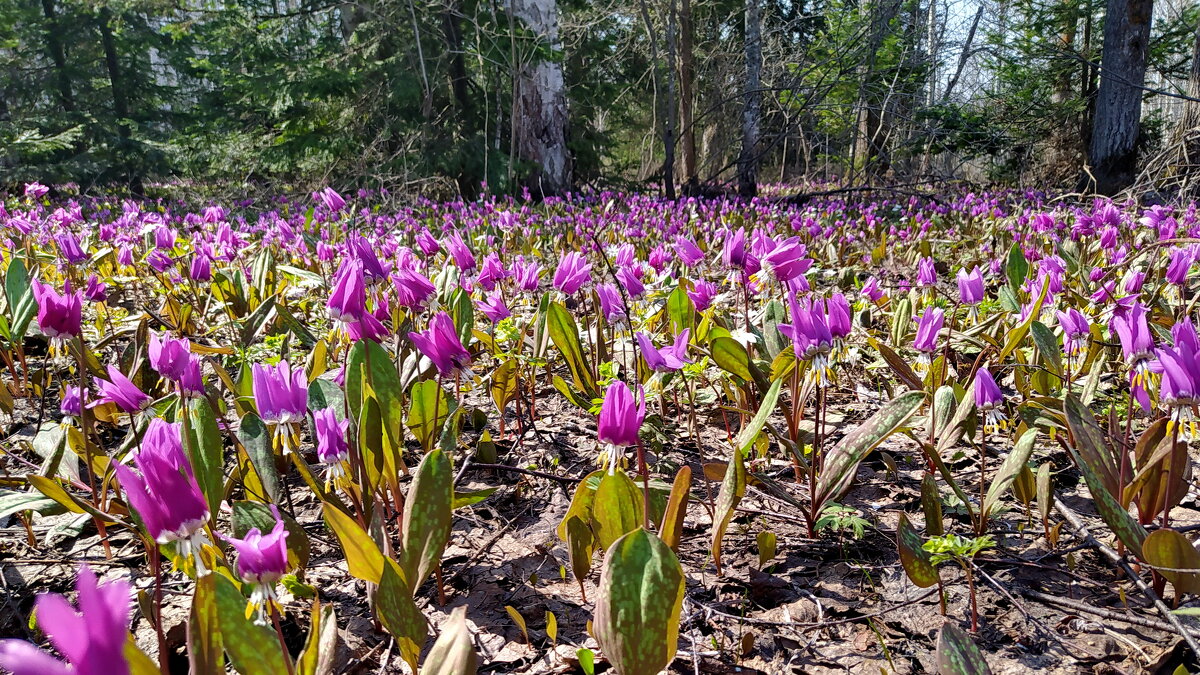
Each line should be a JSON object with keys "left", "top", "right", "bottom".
{"left": 974, "top": 367, "right": 1007, "bottom": 431}
{"left": 912, "top": 307, "right": 944, "bottom": 368}
{"left": 687, "top": 280, "right": 717, "bottom": 311}
{"left": 676, "top": 236, "right": 704, "bottom": 268}
{"left": 221, "top": 505, "right": 289, "bottom": 585}
{"left": 0, "top": 566, "right": 131, "bottom": 675}
{"left": 597, "top": 283, "right": 626, "bottom": 323}
{"left": 115, "top": 419, "right": 210, "bottom": 569}
{"left": 1112, "top": 303, "right": 1154, "bottom": 381}
{"left": 416, "top": 228, "right": 441, "bottom": 256}
{"left": 94, "top": 366, "right": 151, "bottom": 414}
{"left": 778, "top": 294, "right": 834, "bottom": 386}
{"left": 444, "top": 232, "right": 477, "bottom": 273}
{"left": 956, "top": 267, "right": 984, "bottom": 305}
{"left": 253, "top": 361, "right": 308, "bottom": 427}
{"left": 314, "top": 407, "right": 349, "bottom": 470}
{"left": 189, "top": 254, "right": 212, "bottom": 282}
{"left": 1166, "top": 246, "right": 1193, "bottom": 286}
{"left": 553, "top": 252, "right": 592, "bottom": 295}
{"left": 31, "top": 280, "right": 82, "bottom": 341}
{"left": 861, "top": 276, "right": 884, "bottom": 303}
{"left": 826, "top": 293, "right": 851, "bottom": 340}
{"left": 55, "top": 234, "right": 87, "bottom": 265}
{"left": 154, "top": 228, "right": 176, "bottom": 251}
{"left": 61, "top": 386, "right": 86, "bottom": 417}
{"left": 313, "top": 187, "right": 346, "bottom": 212}
{"left": 408, "top": 312, "right": 472, "bottom": 377}
{"left": 149, "top": 331, "right": 191, "bottom": 382}
{"left": 478, "top": 293, "right": 511, "bottom": 323}
{"left": 392, "top": 267, "right": 436, "bottom": 310}
{"left": 328, "top": 259, "right": 367, "bottom": 323}
{"left": 1057, "top": 308, "right": 1090, "bottom": 360}
{"left": 597, "top": 381, "right": 645, "bottom": 451}
{"left": 477, "top": 253, "right": 508, "bottom": 291}
{"left": 83, "top": 275, "right": 107, "bottom": 303}
{"left": 722, "top": 228, "right": 747, "bottom": 270}
{"left": 349, "top": 236, "right": 392, "bottom": 281}
{"left": 760, "top": 237, "right": 812, "bottom": 283}
{"left": 23, "top": 182, "right": 50, "bottom": 199}
{"left": 636, "top": 330, "right": 691, "bottom": 372}
{"left": 146, "top": 250, "right": 173, "bottom": 273}
{"left": 512, "top": 257, "right": 541, "bottom": 292}
{"left": 179, "top": 355, "right": 205, "bottom": 397}
{"left": 917, "top": 257, "right": 937, "bottom": 288}
{"left": 615, "top": 265, "right": 645, "bottom": 299}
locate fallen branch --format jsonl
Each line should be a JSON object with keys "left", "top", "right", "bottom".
{"left": 688, "top": 586, "right": 939, "bottom": 630}
{"left": 1054, "top": 496, "right": 1200, "bottom": 657}
{"left": 1022, "top": 589, "right": 1200, "bottom": 638}
{"left": 459, "top": 462, "right": 582, "bottom": 484}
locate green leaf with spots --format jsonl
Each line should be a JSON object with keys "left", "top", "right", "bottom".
{"left": 711, "top": 440, "right": 746, "bottom": 576}
{"left": 377, "top": 560, "right": 427, "bottom": 673}
{"left": 594, "top": 529, "right": 685, "bottom": 675}
{"left": 183, "top": 397, "right": 224, "bottom": 517}
{"left": 592, "top": 469, "right": 645, "bottom": 551}
{"left": 214, "top": 574, "right": 290, "bottom": 675}
{"left": 936, "top": 621, "right": 992, "bottom": 675}
{"left": 897, "top": 513, "right": 939, "bottom": 588}
{"left": 400, "top": 446, "right": 453, "bottom": 591}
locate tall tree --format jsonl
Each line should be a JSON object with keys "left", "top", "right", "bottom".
{"left": 1086, "top": 0, "right": 1153, "bottom": 194}
{"left": 738, "top": 0, "right": 762, "bottom": 198}
{"left": 678, "top": 0, "right": 697, "bottom": 182}
{"left": 511, "top": 0, "right": 571, "bottom": 197}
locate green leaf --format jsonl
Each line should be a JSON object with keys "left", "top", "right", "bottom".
{"left": 232, "top": 500, "right": 309, "bottom": 569}
{"left": 733, "top": 378, "right": 782, "bottom": 456}
{"left": 592, "top": 469, "right": 645, "bottom": 551}
{"left": 566, "top": 515, "right": 595, "bottom": 586}
{"left": 296, "top": 603, "right": 337, "bottom": 675}
{"left": 756, "top": 530, "right": 777, "bottom": 567}
{"left": 0, "top": 489, "right": 65, "bottom": 521}
{"left": 897, "top": 513, "right": 939, "bottom": 588}
{"left": 921, "top": 473, "right": 944, "bottom": 536}
{"left": 936, "top": 621, "right": 993, "bottom": 675}
{"left": 1069, "top": 443, "right": 1147, "bottom": 559}
{"left": 452, "top": 487, "right": 497, "bottom": 509}
{"left": 711, "top": 442, "right": 747, "bottom": 576}
{"left": 307, "top": 378, "right": 345, "bottom": 420}
{"left": 659, "top": 467, "right": 691, "bottom": 552}
{"left": 982, "top": 428, "right": 1038, "bottom": 517}
{"left": 490, "top": 359, "right": 519, "bottom": 413}
{"left": 547, "top": 301, "right": 595, "bottom": 396}
{"left": 189, "top": 575, "right": 224, "bottom": 675}
{"left": 667, "top": 285, "right": 696, "bottom": 336}
{"left": 6, "top": 257, "right": 37, "bottom": 342}
{"left": 998, "top": 275, "right": 1050, "bottom": 361}
{"left": 407, "top": 380, "right": 450, "bottom": 452}
{"left": 377, "top": 560, "right": 427, "bottom": 673}
{"left": 214, "top": 574, "right": 290, "bottom": 675}
{"left": 594, "top": 529, "right": 685, "bottom": 675}
{"left": 423, "top": 606, "right": 478, "bottom": 675}
{"left": 890, "top": 297, "right": 912, "bottom": 348}
{"left": 322, "top": 503, "right": 385, "bottom": 583}
{"left": 240, "top": 294, "right": 278, "bottom": 348}
{"left": 1063, "top": 394, "right": 1120, "bottom": 498}
{"left": 400, "top": 447, "right": 453, "bottom": 591}
{"left": 711, "top": 336, "right": 752, "bottom": 382}
{"left": 237, "top": 413, "right": 279, "bottom": 502}
{"left": 1143, "top": 529, "right": 1200, "bottom": 595}
{"left": 1029, "top": 321, "right": 1062, "bottom": 375}
{"left": 760, "top": 299, "right": 786, "bottom": 359}
{"left": 556, "top": 470, "right": 604, "bottom": 542}
{"left": 1005, "top": 242, "right": 1028, "bottom": 293}
{"left": 814, "top": 390, "right": 925, "bottom": 509}
{"left": 505, "top": 605, "right": 529, "bottom": 644}
{"left": 184, "top": 398, "right": 225, "bottom": 517}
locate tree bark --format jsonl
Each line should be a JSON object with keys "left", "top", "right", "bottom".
{"left": 40, "top": 0, "right": 75, "bottom": 112}
{"left": 678, "top": 0, "right": 697, "bottom": 181}
{"left": 738, "top": 0, "right": 762, "bottom": 198}
{"left": 510, "top": 0, "right": 571, "bottom": 197}
{"left": 1085, "top": 0, "right": 1153, "bottom": 194}
{"left": 1176, "top": 17, "right": 1200, "bottom": 134}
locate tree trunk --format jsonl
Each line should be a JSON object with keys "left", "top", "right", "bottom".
{"left": 98, "top": 7, "right": 142, "bottom": 193}
{"left": 40, "top": 0, "right": 75, "bottom": 111}
{"left": 510, "top": 0, "right": 571, "bottom": 197}
{"left": 738, "top": 0, "right": 761, "bottom": 198}
{"left": 443, "top": 1, "right": 478, "bottom": 198}
{"left": 679, "top": 0, "right": 697, "bottom": 181}
{"left": 663, "top": 0, "right": 678, "bottom": 199}
{"left": 1176, "top": 17, "right": 1200, "bottom": 135}
{"left": 1086, "top": 0, "right": 1153, "bottom": 194}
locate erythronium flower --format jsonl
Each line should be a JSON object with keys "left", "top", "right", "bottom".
{"left": 1057, "top": 308, "right": 1091, "bottom": 366}
{"left": 93, "top": 365, "right": 151, "bottom": 415}
{"left": 597, "top": 381, "right": 646, "bottom": 473}
{"left": 637, "top": 329, "right": 691, "bottom": 372}
{"left": 314, "top": 407, "right": 350, "bottom": 485}
{"left": 912, "top": 307, "right": 944, "bottom": 371}
{"left": 687, "top": 279, "right": 718, "bottom": 312}
{"left": 190, "top": 255, "right": 212, "bottom": 282}
{"left": 114, "top": 419, "right": 212, "bottom": 575}
{"left": 477, "top": 253, "right": 508, "bottom": 291}
{"left": 328, "top": 259, "right": 367, "bottom": 323}
{"left": 957, "top": 266, "right": 984, "bottom": 321}
{"left": 23, "top": 181, "right": 50, "bottom": 199}
{"left": 1156, "top": 319, "right": 1200, "bottom": 438}
{"left": 0, "top": 566, "right": 131, "bottom": 675}
{"left": 1112, "top": 302, "right": 1155, "bottom": 387}
{"left": 219, "top": 505, "right": 289, "bottom": 624}
{"left": 55, "top": 233, "right": 87, "bottom": 265}
{"left": 1166, "top": 246, "right": 1193, "bottom": 286}
{"left": 478, "top": 293, "right": 511, "bottom": 323}
{"left": 149, "top": 331, "right": 191, "bottom": 383}
{"left": 31, "top": 280, "right": 82, "bottom": 343}
{"left": 759, "top": 237, "right": 812, "bottom": 285}
{"left": 416, "top": 228, "right": 441, "bottom": 256}
{"left": 861, "top": 276, "right": 885, "bottom": 304}
{"left": 778, "top": 294, "right": 834, "bottom": 387}
{"left": 408, "top": 312, "right": 472, "bottom": 377}
{"left": 512, "top": 257, "right": 541, "bottom": 292}
{"left": 917, "top": 257, "right": 937, "bottom": 300}
{"left": 826, "top": 293, "right": 852, "bottom": 345}
{"left": 553, "top": 251, "right": 592, "bottom": 296}
{"left": 83, "top": 275, "right": 107, "bottom": 303}
{"left": 252, "top": 361, "right": 308, "bottom": 453}
{"left": 313, "top": 186, "right": 346, "bottom": 212}
{"left": 61, "top": 385, "right": 86, "bottom": 418}
{"left": 444, "top": 231, "right": 477, "bottom": 274}
{"left": 676, "top": 236, "right": 704, "bottom": 268}
{"left": 615, "top": 265, "right": 645, "bottom": 299}
{"left": 596, "top": 283, "right": 626, "bottom": 324}
{"left": 393, "top": 267, "right": 436, "bottom": 310}
{"left": 974, "top": 367, "right": 1007, "bottom": 432}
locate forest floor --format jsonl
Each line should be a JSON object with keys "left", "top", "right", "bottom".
{"left": 4, "top": 374, "right": 1200, "bottom": 675}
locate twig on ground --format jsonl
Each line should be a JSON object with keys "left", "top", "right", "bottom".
{"left": 460, "top": 463, "right": 581, "bottom": 484}
{"left": 1022, "top": 589, "right": 1200, "bottom": 638}
{"left": 688, "top": 586, "right": 939, "bottom": 630}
